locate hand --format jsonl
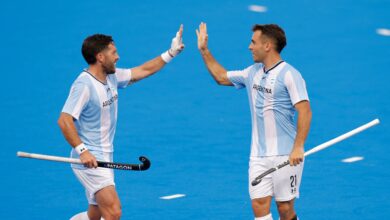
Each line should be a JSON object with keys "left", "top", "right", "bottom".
{"left": 168, "top": 24, "right": 185, "bottom": 57}
{"left": 196, "top": 22, "right": 208, "bottom": 52}
{"left": 80, "top": 150, "right": 98, "bottom": 168}
{"left": 289, "top": 146, "right": 304, "bottom": 166}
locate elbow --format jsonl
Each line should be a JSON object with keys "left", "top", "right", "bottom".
{"left": 57, "top": 116, "right": 65, "bottom": 130}
{"left": 305, "top": 105, "right": 313, "bottom": 122}
{"left": 57, "top": 113, "right": 70, "bottom": 131}
{"left": 296, "top": 101, "right": 312, "bottom": 121}
{"left": 215, "top": 79, "right": 225, "bottom": 85}
{"left": 307, "top": 102, "right": 313, "bottom": 116}
{"left": 214, "top": 75, "right": 230, "bottom": 86}
{"left": 216, "top": 80, "right": 231, "bottom": 86}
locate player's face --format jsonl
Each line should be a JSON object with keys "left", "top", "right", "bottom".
{"left": 101, "top": 43, "right": 120, "bottom": 74}
{"left": 249, "top": 31, "right": 268, "bottom": 63}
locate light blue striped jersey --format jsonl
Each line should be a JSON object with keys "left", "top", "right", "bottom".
{"left": 227, "top": 61, "right": 309, "bottom": 157}
{"left": 62, "top": 68, "right": 131, "bottom": 155}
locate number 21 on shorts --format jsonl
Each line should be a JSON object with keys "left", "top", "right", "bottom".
{"left": 290, "top": 175, "right": 297, "bottom": 194}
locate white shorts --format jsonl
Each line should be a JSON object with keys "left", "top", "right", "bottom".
{"left": 249, "top": 155, "right": 304, "bottom": 201}
{"left": 72, "top": 151, "right": 115, "bottom": 205}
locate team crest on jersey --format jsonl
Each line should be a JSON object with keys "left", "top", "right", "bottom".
{"left": 107, "top": 87, "right": 116, "bottom": 93}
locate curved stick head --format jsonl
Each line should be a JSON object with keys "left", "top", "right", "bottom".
{"left": 138, "top": 156, "right": 151, "bottom": 171}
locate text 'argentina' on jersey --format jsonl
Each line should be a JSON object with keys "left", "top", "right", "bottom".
{"left": 102, "top": 94, "right": 118, "bottom": 107}
{"left": 253, "top": 84, "right": 272, "bottom": 94}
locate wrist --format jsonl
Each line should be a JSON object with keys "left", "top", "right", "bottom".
{"left": 161, "top": 50, "right": 174, "bottom": 63}
{"left": 75, "top": 143, "right": 88, "bottom": 155}
{"left": 293, "top": 145, "right": 304, "bottom": 151}
{"left": 200, "top": 48, "right": 210, "bottom": 55}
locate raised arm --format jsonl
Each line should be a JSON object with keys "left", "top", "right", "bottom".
{"left": 289, "top": 100, "right": 312, "bottom": 165}
{"left": 196, "top": 22, "right": 232, "bottom": 86}
{"left": 130, "top": 25, "right": 185, "bottom": 83}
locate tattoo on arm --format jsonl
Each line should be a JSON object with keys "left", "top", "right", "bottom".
{"left": 130, "top": 78, "right": 138, "bottom": 83}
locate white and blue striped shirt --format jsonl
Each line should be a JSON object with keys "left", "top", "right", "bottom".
{"left": 62, "top": 68, "right": 131, "bottom": 154}
{"left": 227, "top": 61, "right": 309, "bottom": 157}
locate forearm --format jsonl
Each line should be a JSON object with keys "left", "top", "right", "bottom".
{"left": 200, "top": 49, "right": 231, "bottom": 86}
{"left": 130, "top": 56, "right": 166, "bottom": 82}
{"left": 293, "top": 105, "right": 312, "bottom": 149}
{"left": 58, "top": 113, "right": 82, "bottom": 147}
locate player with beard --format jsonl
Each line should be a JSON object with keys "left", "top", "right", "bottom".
{"left": 58, "top": 26, "right": 184, "bottom": 220}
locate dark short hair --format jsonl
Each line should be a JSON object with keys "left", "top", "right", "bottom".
{"left": 252, "top": 24, "right": 286, "bottom": 53}
{"left": 81, "top": 34, "right": 114, "bottom": 64}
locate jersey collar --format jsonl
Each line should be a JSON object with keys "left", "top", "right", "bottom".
{"left": 83, "top": 69, "right": 107, "bottom": 85}
{"left": 263, "top": 60, "right": 284, "bottom": 74}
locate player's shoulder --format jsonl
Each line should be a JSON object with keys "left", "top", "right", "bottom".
{"left": 281, "top": 62, "right": 303, "bottom": 77}
{"left": 108, "top": 68, "right": 131, "bottom": 80}
{"left": 283, "top": 62, "right": 300, "bottom": 72}
{"left": 250, "top": 63, "right": 263, "bottom": 70}
{"left": 72, "top": 71, "right": 92, "bottom": 87}
{"left": 244, "top": 63, "right": 263, "bottom": 74}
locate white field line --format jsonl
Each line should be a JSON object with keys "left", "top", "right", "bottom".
{"left": 248, "top": 5, "right": 267, "bottom": 13}
{"left": 160, "top": 194, "right": 186, "bottom": 200}
{"left": 341, "top": 156, "right": 364, "bottom": 163}
{"left": 377, "top": 28, "right": 390, "bottom": 36}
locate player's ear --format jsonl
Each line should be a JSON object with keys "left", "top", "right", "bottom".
{"left": 96, "top": 52, "right": 105, "bottom": 63}
{"left": 264, "top": 40, "right": 272, "bottom": 52}
{"left": 266, "top": 38, "right": 277, "bottom": 52}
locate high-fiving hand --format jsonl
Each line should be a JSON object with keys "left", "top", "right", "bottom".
{"left": 161, "top": 24, "right": 185, "bottom": 63}
{"left": 169, "top": 24, "right": 185, "bottom": 57}
{"left": 196, "top": 22, "right": 208, "bottom": 52}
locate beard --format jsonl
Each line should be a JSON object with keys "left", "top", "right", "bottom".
{"left": 102, "top": 62, "right": 116, "bottom": 74}
{"left": 252, "top": 53, "right": 264, "bottom": 63}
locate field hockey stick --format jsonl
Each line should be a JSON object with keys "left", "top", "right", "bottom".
{"left": 251, "top": 118, "right": 380, "bottom": 186}
{"left": 17, "top": 151, "right": 151, "bottom": 171}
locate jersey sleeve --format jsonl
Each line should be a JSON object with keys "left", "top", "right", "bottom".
{"left": 62, "top": 81, "right": 90, "bottom": 120}
{"left": 115, "top": 68, "right": 132, "bottom": 88}
{"left": 284, "top": 70, "right": 309, "bottom": 105}
{"left": 226, "top": 67, "right": 250, "bottom": 89}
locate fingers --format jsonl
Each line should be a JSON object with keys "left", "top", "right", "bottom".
{"left": 289, "top": 159, "right": 296, "bottom": 166}
{"left": 197, "top": 22, "right": 207, "bottom": 35}
{"left": 289, "top": 158, "right": 303, "bottom": 166}
{"left": 196, "top": 22, "right": 209, "bottom": 51}
{"left": 289, "top": 158, "right": 294, "bottom": 166}
{"left": 289, "top": 156, "right": 304, "bottom": 166}
{"left": 80, "top": 152, "right": 98, "bottom": 168}
{"left": 175, "top": 24, "right": 184, "bottom": 48}
{"left": 85, "top": 159, "right": 97, "bottom": 168}
{"left": 177, "top": 24, "right": 183, "bottom": 38}
{"left": 179, "top": 24, "right": 183, "bottom": 37}
{"left": 93, "top": 158, "right": 98, "bottom": 168}
{"left": 87, "top": 159, "right": 98, "bottom": 168}
{"left": 289, "top": 147, "right": 304, "bottom": 166}
{"left": 198, "top": 23, "right": 208, "bottom": 40}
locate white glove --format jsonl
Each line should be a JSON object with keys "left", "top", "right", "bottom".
{"left": 161, "top": 25, "right": 185, "bottom": 63}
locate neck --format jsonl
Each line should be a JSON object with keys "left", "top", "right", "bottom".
{"left": 262, "top": 53, "right": 282, "bottom": 71}
{"left": 87, "top": 65, "right": 107, "bottom": 83}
